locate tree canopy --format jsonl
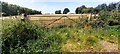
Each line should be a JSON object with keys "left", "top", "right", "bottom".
{"left": 55, "top": 10, "right": 61, "bottom": 14}
{"left": 63, "top": 8, "right": 70, "bottom": 14}
{"left": 75, "top": 5, "right": 100, "bottom": 14}
{"left": 1, "top": 1, "right": 42, "bottom": 16}
{"left": 75, "top": 2, "right": 120, "bottom": 14}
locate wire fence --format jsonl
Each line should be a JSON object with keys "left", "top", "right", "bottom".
{"left": 1, "top": 14, "right": 98, "bottom": 28}
{"left": 28, "top": 14, "right": 96, "bottom": 28}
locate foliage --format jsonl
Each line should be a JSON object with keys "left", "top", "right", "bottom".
{"left": 103, "top": 25, "right": 120, "bottom": 43}
{"left": 75, "top": 5, "right": 100, "bottom": 14}
{"left": 55, "top": 10, "right": 61, "bottom": 14}
{"left": 63, "top": 8, "right": 70, "bottom": 14}
{"left": 2, "top": 21, "right": 44, "bottom": 53}
{"left": 75, "top": 2, "right": 120, "bottom": 14}
{"left": 96, "top": 3, "right": 108, "bottom": 11}
{"left": 1, "top": 1, "right": 42, "bottom": 16}
{"left": 98, "top": 10, "right": 120, "bottom": 26}
{"left": 96, "top": 2, "right": 120, "bottom": 11}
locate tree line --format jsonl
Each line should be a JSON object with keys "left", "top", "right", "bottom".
{"left": 55, "top": 2, "right": 120, "bottom": 14}
{"left": 1, "top": 1, "right": 120, "bottom": 16}
{"left": 1, "top": 1, "right": 42, "bottom": 16}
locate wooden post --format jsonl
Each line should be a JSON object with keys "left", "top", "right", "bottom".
{"left": 88, "top": 14, "right": 92, "bottom": 21}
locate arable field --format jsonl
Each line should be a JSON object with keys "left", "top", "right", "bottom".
{"left": 1, "top": 13, "right": 119, "bottom": 53}
{"left": 29, "top": 14, "right": 93, "bottom": 27}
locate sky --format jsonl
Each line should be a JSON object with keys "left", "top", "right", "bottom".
{"left": 0, "top": 0, "right": 120, "bottom": 13}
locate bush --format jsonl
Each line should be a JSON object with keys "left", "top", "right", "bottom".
{"left": 98, "top": 11, "right": 120, "bottom": 26}
{"left": 9, "top": 29, "right": 62, "bottom": 53}
{"left": 2, "top": 22, "right": 44, "bottom": 53}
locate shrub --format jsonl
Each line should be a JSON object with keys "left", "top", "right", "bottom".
{"left": 98, "top": 11, "right": 120, "bottom": 26}
{"left": 2, "top": 22, "right": 44, "bottom": 53}
{"left": 12, "top": 30, "right": 62, "bottom": 53}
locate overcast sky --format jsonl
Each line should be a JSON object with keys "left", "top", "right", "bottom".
{"left": 0, "top": 0, "right": 120, "bottom": 13}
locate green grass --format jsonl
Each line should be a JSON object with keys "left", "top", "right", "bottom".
{"left": 2, "top": 19, "right": 119, "bottom": 53}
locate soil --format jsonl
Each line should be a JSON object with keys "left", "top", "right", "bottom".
{"left": 99, "top": 40, "right": 118, "bottom": 52}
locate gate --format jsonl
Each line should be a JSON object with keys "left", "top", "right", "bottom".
{"left": 28, "top": 14, "right": 91, "bottom": 28}
{"left": 44, "top": 16, "right": 80, "bottom": 27}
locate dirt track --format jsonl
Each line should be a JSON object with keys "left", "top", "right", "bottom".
{"left": 99, "top": 40, "right": 118, "bottom": 52}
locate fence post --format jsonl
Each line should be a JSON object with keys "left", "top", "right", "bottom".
{"left": 21, "top": 13, "right": 28, "bottom": 22}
